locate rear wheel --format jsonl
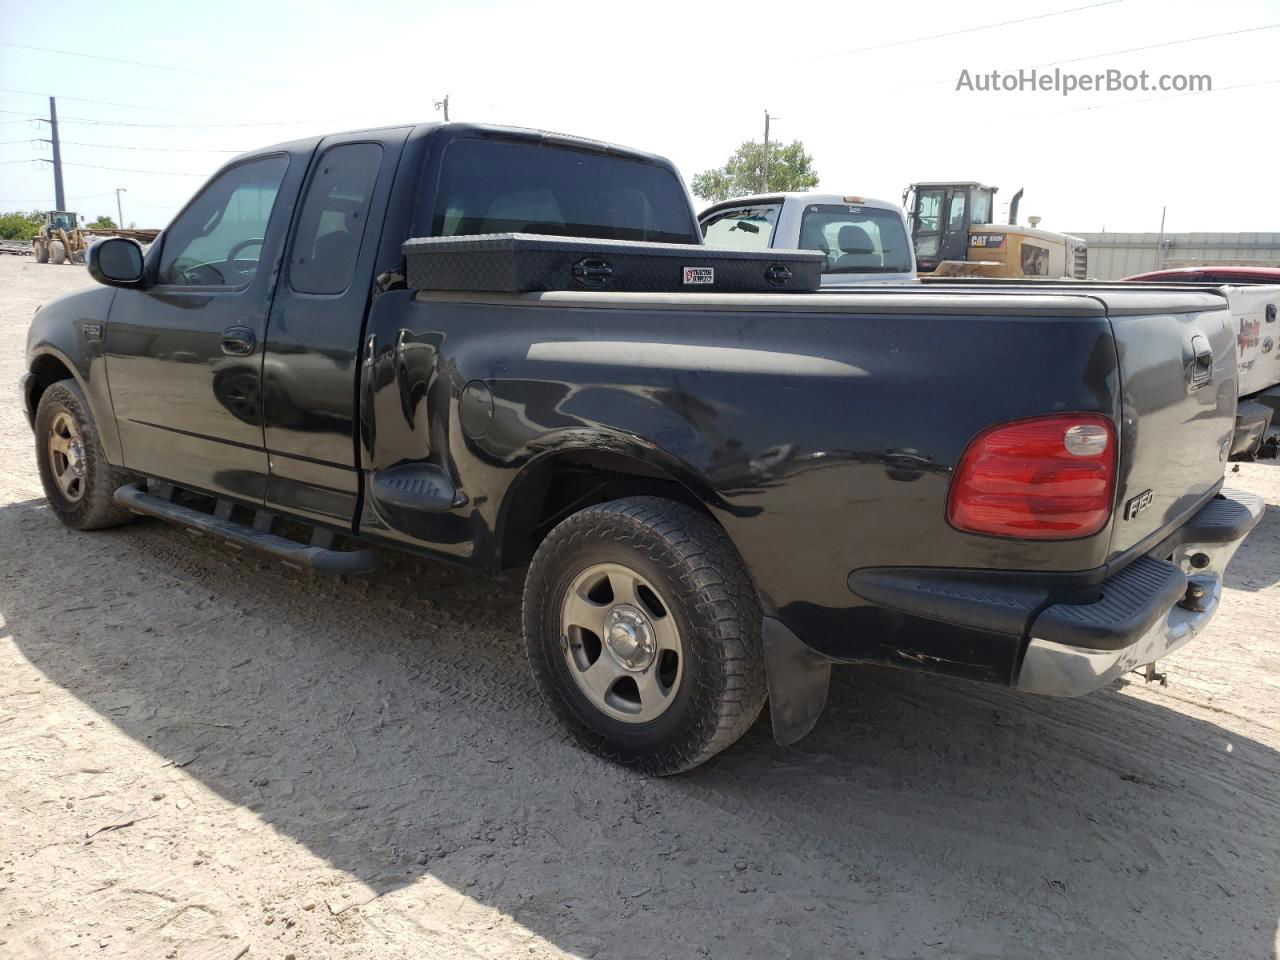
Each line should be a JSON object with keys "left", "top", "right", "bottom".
{"left": 34, "top": 380, "right": 135, "bottom": 530}
{"left": 33, "top": 240, "right": 48, "bottom": 263}
{"left": 49, "top": 240, "right": 66, "bottom": 265}
{"left": 523, "top": 497, "right": 767, "bottom": 775}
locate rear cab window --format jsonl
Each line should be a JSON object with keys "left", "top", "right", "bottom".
{"left": 425, "top": 138, "right": 698, "bottom": 244}
{"left": 798, "top": 203, "right": 912, "bottom": 275}
{"left": 700, "top": 204, "right": 781, "bottom": 250}
{"left": 290, "top": 142, "right": 383, "bottom": 295}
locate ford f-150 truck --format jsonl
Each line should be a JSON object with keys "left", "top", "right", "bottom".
{"left": 21, "top": 122, "right": 1263, "bottom": 774}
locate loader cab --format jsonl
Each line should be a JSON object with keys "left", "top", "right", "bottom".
{"left": 903, "top": 183, "right": 995, "bottom": 273}
{"left": 46, "top": 211, "right": 78, "bottom": 232}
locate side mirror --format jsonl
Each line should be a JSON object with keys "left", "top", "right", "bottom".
{"left": 87, "top": 237, "right": 145, "bottom": 288}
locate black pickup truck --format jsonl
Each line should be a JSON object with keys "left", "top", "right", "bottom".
{"left": 21, "top": 122, "right": 1263, "bottom": 774}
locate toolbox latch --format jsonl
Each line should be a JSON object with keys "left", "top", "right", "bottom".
{"left": 572, "top": 257, "right": 614, "bottom": 289}
{"left": 765, "top": 263, "right": 794, "bottom": 288}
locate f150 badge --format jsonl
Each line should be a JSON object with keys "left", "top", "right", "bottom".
{"left": 1124, "top": 489, "right": 1153, "bottom": 521}
{"left": 683, "top": 267, "right": 714, "bottom": 285}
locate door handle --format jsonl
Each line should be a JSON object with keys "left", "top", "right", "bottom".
{"left": 1188, "top": 334, "right": 1213, "bottom": 388}
{"left": 221, "top": 326, "right": 256, "bottom": 356}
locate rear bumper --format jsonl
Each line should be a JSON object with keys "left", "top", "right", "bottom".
{"left": 1016, "top": 488, "right": 1264, "bottom": 696}
{"left": 842, "top": 487, "right": 1264, "bottom": 694}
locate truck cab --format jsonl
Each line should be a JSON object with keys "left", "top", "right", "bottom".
{"left": 699, "top": 192, "right": 917, "bottom": 285}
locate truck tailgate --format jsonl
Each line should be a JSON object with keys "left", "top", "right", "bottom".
{"left": 1103, "top": 291, "right": 1236, "bottom": 560}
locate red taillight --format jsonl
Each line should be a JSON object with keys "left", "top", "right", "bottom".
{"left": 948, "top": 414, "right": 1116, "bottom": 540}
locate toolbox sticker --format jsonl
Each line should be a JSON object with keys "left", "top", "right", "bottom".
{"left": 683, "top": 266, "right": 715, "bottom": 285}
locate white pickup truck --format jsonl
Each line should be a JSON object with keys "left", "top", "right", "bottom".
{"left": 1123, "top": 266, "right": 1280, "bottom": 460}
{"left": 699, "top": 192, "right": 917, "bottom": 285}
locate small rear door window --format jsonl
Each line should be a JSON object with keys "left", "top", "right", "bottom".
{"left": 290, "top": 142, "right": 384, "bottom": 295}
{"left": 701, "top": 204, "right": 781, "bottom": 250}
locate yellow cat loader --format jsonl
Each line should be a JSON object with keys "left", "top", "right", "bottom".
{"left": 31, "top": 211, "right": 87, "bottom": 265}
{"left": 903, "top": 182, "right": 1087, "bottom": 279}
{"left": 31, "top": 212, "right": 160, "bottom": 265}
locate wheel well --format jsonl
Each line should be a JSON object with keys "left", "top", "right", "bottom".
{"left": 27, "top": 354, "right": 75, "bottom": 413}
{"left": 498, "top": 451, "right": 712, "bottom": 570}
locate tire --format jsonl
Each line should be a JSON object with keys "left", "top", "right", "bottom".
{"left": 33, "top": 240, "right": 48, "bottom": 263}
{"left": 49, "top": 240, "right": 66, "bottom": 265}
{"left": 34, "top": 379, "right": 135, "bottom": 530}
{"left": 523, "top": 496, "right": 767, "bottom": 775}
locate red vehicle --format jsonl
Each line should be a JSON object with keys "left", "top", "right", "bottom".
{"left": 1123, "top": 265, "right": 1280, "bottom": 284}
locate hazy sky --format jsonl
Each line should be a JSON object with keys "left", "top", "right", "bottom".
{"left": 2, "top": 0, "right": 1277, "bottom": 233}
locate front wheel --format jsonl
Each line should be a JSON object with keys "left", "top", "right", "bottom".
{"left": 49, "top": 240, "right": 66, "bottom": 265}
{"left": 34, "top": 380, "right": 135, "bottom": 530}
{"left": 523, "top": 497, "right": 767, "bottom": 775}
{"left": 33, "top": 240, "right": 48, "bottom": 263}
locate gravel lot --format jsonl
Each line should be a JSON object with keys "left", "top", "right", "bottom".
{"left": 2, "top": 255, "right": 1278, "bottom": 960}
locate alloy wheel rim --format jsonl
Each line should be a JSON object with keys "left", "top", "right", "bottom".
{"left": 560, "top": 562, "right": 683, "bottom": 723}
{"left": 48, "top": 411, "right": 87, "bottom": 503}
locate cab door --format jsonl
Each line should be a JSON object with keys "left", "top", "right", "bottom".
{"left": 261, "top": 128, "right": 409, "bottom": 527}
{"left": 911, "top": 187, "right": 946, "bottom": 271}
{"left": 939, "top": 188, "right": 969, "bottom": 264}
{"left": 104, "top": 152, "right": 305, "bottom": 502}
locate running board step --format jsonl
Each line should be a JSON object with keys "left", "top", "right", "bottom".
{"left": 114, "top": 485, "right": 379, "bottom": 575}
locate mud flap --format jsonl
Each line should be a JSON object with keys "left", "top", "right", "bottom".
{"left": 762, "top": 616, "right": 831, "bottom": 747}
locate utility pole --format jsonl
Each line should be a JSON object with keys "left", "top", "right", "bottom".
{"left": 116, "top": 187, "right": 127, "bottom": 228}
{"left": 434, "top": 95, "right": 450, "bottom": 121}
{"left": 49, "top": 97, "right": 65, "bottom": 211}
{"left": 1156, "top": 205, "right": 1167, "bottom": 270}
{"left": 762, "top": 111, "right": 769, "bottom": 193}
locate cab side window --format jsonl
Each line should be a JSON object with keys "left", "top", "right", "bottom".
{"left": 700, "top": 204, "right": 780, "bottom": 250}
{"left": 157, "top": 155, "right": 289, "bottom": 287}
{"left": 289, "top": 143, "right": 384, "bottom": 295}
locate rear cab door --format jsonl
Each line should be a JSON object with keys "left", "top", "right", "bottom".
{"left": 262, "top": 127, "right": 411, "bottom": 527}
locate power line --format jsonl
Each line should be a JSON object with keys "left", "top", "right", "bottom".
{"left": 0, "top": 191, "right": 118, "bottom": 205}
{"left": 886, "top": 21, "right": 1280, "bottom": 93}
{"left": 1021, "top": 75, "right": 1280, "bottom": 119}
{"left": 0, "top": 86, "right": 229, "bottom": 119}
{"left": 0, "top": 41, "right": 222, "bottom": 77}
{"left": 0, "top": 107, "right": 380, "bottom": 130}
{"left": 60, "top": 160, "right": 210, "bottom": 177}
{"left": 1036, "top": 22, "right": 1280, "bottom": 68}
{"left": 12, "top": 155, "right": 210, "bottom": 176}
{"left": 58, "top": 140, "right": 246, "bottom": 154}
{"left": 810, "top": 0, "right": 1124, "bottom": 60}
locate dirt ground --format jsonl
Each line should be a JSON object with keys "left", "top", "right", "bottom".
{"left": 1, "top": 254, "right": 1278, "bottom": 960}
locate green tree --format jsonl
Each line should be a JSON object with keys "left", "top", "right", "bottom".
{"left": 0, "top": 210, "right": 44, "bottom": 242}
{"left": 691, "top": 140, "right": 819, "bottom": 202}
{"left": 87, "top": 215, "right": 117, "bottom": 229}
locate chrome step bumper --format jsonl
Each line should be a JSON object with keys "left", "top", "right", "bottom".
{"left": 1016, "top": 488, "right": 1265, "bottom": 697}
